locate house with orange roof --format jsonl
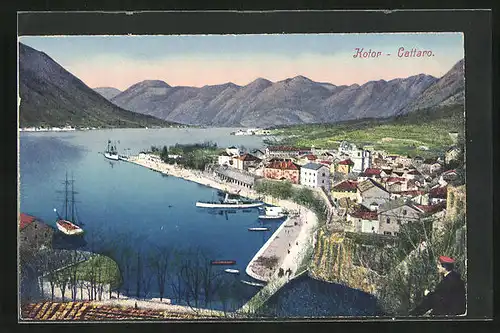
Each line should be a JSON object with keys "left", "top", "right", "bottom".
{"left": 232, "top": 153, "right": 262, "bottom": 171}
{"left": 263, "top": 159, "right": 301, "bottom": 184}
{"left": 331, "top": 180, "right": 358, "bottom": 203}
{"left": 19, "top": 213, "right": 54, "bottom": 254}
{"left": 336, "top": 158, "right": 354, "bottom": 175}
{"left": 346, "top": 205, "right": 380, "bottom": 234}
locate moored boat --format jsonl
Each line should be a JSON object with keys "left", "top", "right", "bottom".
{"left": 56, "top": 218, "right": 84, "bottom": 236}
{"left": 196, "top": 193, "right": 263, "bottom": 209}
{"left": 211, "top": 260, "right": 236, "bottom": 265}
{"left": 248, "top": 227, "right": 269, "bottom": 231}
{"left": 224, "top": 269, "right": 240, "bottom": 274}
{"left": 104, "top": 140, "right": 119, "bottom": 160}
{"left": 53, "top": 172, "right": 85, "bottom": 236}
{"left": 258, "top": 206, "right": 287, "bottom": 220}
{"left": 241, "top": 280, "right": 265, "bottom": 287}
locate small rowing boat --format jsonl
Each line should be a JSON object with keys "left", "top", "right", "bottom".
{"left": 224, "top": 269, "right": 240, "bottom": 274}
{"left": 210, "top": 260, "right": 236, "bottom": 265}
{"left": 241, "top": 280, "right": 265, "bottom": 287}
{"left": 248, "top": 227, "right": 269, "bottom": 231}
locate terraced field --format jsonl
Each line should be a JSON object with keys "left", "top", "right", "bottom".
{"left": 269, "top": 105, "right": 464, "bottom": 158}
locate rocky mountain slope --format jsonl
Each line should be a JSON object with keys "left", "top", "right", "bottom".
{"left": 110, "top": 59, "right": 464, "bottom": 127}
{"left": 19, "top": 43, "right": 176, "bottom": 128}
{"left": 94, "top": 87, "right": 122, "bottom": 100}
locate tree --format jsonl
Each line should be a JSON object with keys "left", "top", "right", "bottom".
{"left": 149, "top": 245, "right": 173, "bottom": 302}
{"left": 160, "top": 146, "right": 169, "bottom": 162}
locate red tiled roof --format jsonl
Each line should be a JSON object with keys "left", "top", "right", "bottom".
{"left": 430, "top": 186, "right": 447, "bottom": 199}
{"left": 318, "top": 160, "right": 332, "bottom": 165}
{"left": 19, "top": 213, "right": 35, "bottom": 230}
{"left": 238, "top": 153, "right": 261, "bottom": 162}
{"left": 361, "top": 168, "right": 382, "bottom": 176}
{"left": 385, "top": 177, "right": 407, "bottom": 183}
{"left": 265, "top": 160, "right": 299, "bottom": 170}
{"left": 351, "top": 209, "right": 378, "bottom": 220}
{"left": 415, "top": 202, "right": 447, "bottom": 215}
{"left": 407, "top": 169, "right": 422, "bottom": 175}
{"left": 268, "top": 146, "right": 310, "bottom": 152}
{"left": 338, "top": 159, "right": 354, "bottom": 166}
{"left": 394, "top": 190, "right": 425, "bottom": 196}
{"left": 20, "top": 301, "right": 218, "bottom": 320}
{"left": 304, "top": 154, "right": 317, "bottom": 160}
{"left": 333, "top": 180, "right": 358, "bottom": 192}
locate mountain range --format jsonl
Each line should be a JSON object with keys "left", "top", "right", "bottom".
{"left": 18, "top": 43, "right": 176, "bottom": 128}
{"left": 18, "top": 41, "right": 464, "bottom": 129}
{"left": 103, "top": 59, "right": 464, "bottom": 127}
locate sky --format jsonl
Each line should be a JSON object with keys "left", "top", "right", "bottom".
{"left": 19, "top": 33, "right": 464, "bottom": 91}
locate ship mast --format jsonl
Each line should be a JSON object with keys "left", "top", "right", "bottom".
{"left": 64, "top": 171, "right": 68, "bottom": 220}
{"left": 71, "top": 172, "right": 75, "bottom": 222}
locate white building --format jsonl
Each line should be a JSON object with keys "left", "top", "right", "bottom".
{"left": 226, "top": 146, "right": 241, "bottom": 156}
{"left": 218, "top": 151, "right": 233, "bottom": 166}
{"left": 351, "top": 148, "right": 372, "bottom": 173}
{"left": 338, "top": 141, "right": 371, "bottom": 173}
{"left": 300, "top": 163, "right": 330, "bottom": 191}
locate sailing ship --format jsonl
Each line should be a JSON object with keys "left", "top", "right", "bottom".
{"left": 196, "top": 193, "right": 263, "bottom": 209}
{"left": 54, "top": 172, "right": 84, "bottom": 236}
{"left": 104, "top": 140, "right": 119, "bottom": 160}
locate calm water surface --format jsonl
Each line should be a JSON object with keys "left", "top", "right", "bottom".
{"left": 20, "top": 128, "right": 381, "bottom": 315}
{"left": 20, "top": 128, "right": 277, "bottom": 310}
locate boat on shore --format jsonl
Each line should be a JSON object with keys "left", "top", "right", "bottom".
{"left": 258, "top": 206, "right": 287, "bottom": 220}
{"left": 196, "top": 193, "right": 263, "bottom": 209}
{"left": 104, "top": 140, "right": 119, "bottom": 160}
{"left": 241, "top": 280, "right": 265, "bottom": 287}
{"left": 211, "top": 260, "right": 236, "bottom": 265}
{"left": 224, "top": 269, "right": 240, "bottom": 274}
{"left": 248, "top": 227, "right": 269, "bottom": 231}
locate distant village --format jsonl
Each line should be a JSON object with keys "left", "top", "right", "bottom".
{"left": 136, "top": 131, "right": 465, "bottom": 239}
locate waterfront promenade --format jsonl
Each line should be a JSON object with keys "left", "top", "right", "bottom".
{"left": 127, "top": 157, "right": 319, "bottom": 283}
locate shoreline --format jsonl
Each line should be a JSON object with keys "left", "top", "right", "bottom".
{"left": 126, "top": 156, "right": 318, "bottom": 282}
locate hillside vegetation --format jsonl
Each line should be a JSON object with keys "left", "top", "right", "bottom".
{"left": 269, "top": 105, "right": 465, "bottom": 158}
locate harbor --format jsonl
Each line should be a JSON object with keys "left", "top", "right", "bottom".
{"left": 125, "top": 155, "right": 319, "bottom": 288}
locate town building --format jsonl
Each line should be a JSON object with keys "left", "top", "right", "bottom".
{"left": 357, "top": 168, "right": 382, "bottom": 181}
{"left": 318, "top": 160, "right": 336, "bottom": 174}
{"left": 263, "top": 159, "right": 301, "bottom": 184}
{"left": 356, "top": 179, "right": 390, "bottom": 210}
{"left": 226, "top": 146, "right": 241, "bottom": 156}
{"left": 265, "top": 146, "right": 311, "bottom": 158}
{"left": 331, "top": 180, "right": 358, "bottom": 204}
{"left": 346, "top": 206, "right": 379, "bottom": 234}
{"left": 298, "top": 154, "right": 318, "bottom": 165}
{"left": 19, "top": 213, "right": 54, "bottom": 255}
{"left": 232, "top": 153, "right": 262, "bottom": 171}
{"left": 429, "top": 186, "right": 447, "bottom": 204}
{"left": 350, "top": 149, "right": 372, "bottom": 173}
{"left": 337, "top": 159, "right": 354, "bottom": 175}
{"left": 377, "top": 200, "right": 422, "bottom": 236}
{"left": 217, "top": 151, "right": 233, "bottom": 166}
{"left": 251, "top": 149, "right": 266, "bottom": 159}
{"left": 300, "top": 163, "right": 330, "bottom": 191}
{"left": 445, "top": 146, "right": 461, "bottom": 164}
{"left": 214, "top": 166, "right": 259, "bottom": 188}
